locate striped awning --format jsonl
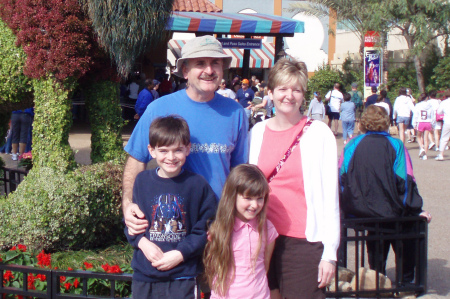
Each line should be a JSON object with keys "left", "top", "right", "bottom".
{"left": 166, "top": 12, "right": 304, "bottom": 35}
{"left": 167, "top": 39, "right": 275, "bottom": 69}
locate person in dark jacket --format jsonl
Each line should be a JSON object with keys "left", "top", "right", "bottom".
{"left": 339, "top": 105, "right": 432, "bottom": 284}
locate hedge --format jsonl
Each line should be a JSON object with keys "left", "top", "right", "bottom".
{"left": 0, "top": 161, "right": 125, "bottom": 251}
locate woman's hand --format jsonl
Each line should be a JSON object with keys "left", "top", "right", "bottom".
{"left": 318, "top": 260, "right": 336, "bottom": 288}
{"left": 419, "top": 210, "right": 432, "bottom": 223}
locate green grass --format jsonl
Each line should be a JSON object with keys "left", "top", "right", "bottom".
{"left": 50, "top": 242, "right": 133, "bottom": 270}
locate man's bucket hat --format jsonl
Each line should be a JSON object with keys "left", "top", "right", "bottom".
{"left": 173, "top": 35, "right": 232, "bottom": 77}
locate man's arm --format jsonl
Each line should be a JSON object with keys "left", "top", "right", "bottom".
{"left": 122, "top": 155, "right": 148, "bottom": 234}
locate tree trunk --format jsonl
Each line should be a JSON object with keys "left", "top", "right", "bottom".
{"left": 32, "top": 77, "right": 77, "bottom": 172}
{"left": 413, "top": 55, "right": 425, "bottom": 93}
{"left": 84, "top": 80, "right": 125, "bottom": 164}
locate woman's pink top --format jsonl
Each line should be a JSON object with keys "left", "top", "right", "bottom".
{"left": 257, "top": 118, "right": 308, "bottom": 238}
{"left": 211, "top": 218, "right": 278, "bottom": 299}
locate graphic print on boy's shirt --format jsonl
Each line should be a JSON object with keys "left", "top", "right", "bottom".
{"left": 149, "top": 193, "right": 186, "bottom": 243}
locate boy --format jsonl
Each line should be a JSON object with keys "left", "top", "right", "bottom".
{"left": 125, "top": 115, "right": 217, "bottom": 298}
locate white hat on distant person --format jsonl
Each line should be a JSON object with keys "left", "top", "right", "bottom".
{"left": 173, "top": 35, "right": 232, "bottom": 77}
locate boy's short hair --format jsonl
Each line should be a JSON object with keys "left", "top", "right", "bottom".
{"left": 343, "top": 93, "right": 351, "bottom": 102}
{"left": 268, "top": 58, "right": 308, "bottom": 93}
{"left": 149, "top": 115, "right": 190, "bottom": 148}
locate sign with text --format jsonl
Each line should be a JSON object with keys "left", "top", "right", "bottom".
{"left": 364, "top": 31, "right": 381, "bottom": 47}
{"left": 218, "top": 38, "right": 262, "bottom": 49}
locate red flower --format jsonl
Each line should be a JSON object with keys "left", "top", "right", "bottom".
{"left": 3, "top": 270, "right": 14, "bottom": 282}
{"left": 67, "top": 267, "right": 73, "bottom": 271}
{"left": 109, "top": 265, "right": 122, "bottom": 274}
{"left": 36, "top": 274, "right": 46, "bottom": 282}
{"left": 64, "top": 282, "right": 72, "bottom": 290}
{"left": 83, "top": 262, "right": 93, "bottom": 269}
{"left": 16, "top": 296, "right": 24, "bottom": 299}
{"left": 101, "top": 263, "right": 110, "bottom": 272}
{"left": 27, "top": 274, "right": 36, "bottom": 290}
{"left": 201, "top": 292, "right": 205, "bottom": 299}
{"left": 10, "top": 246, "right": 16, "bottom": 251}
{"left": 17, "top": 244, "right": 27, "bottom": 252}
{"left": 37, "top": 250, "right": 51, "bottom": 268}
{"left": 73, "top": 278, "right": 79, "bottom": 288}
{"left": 60, "top": 276, "right": 66, "bottom": 283}
{"left": 0, "top": 257, "right": 2, "bottom": 262}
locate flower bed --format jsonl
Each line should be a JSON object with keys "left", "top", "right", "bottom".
{"left": 1, "top": 244, "right": 132, "bottom": 297}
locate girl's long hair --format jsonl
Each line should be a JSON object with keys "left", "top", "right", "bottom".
{"left": 203, "top": 164, "right": 270, "bottom": 297}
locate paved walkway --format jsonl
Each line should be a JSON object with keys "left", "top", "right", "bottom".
{"left": 1, "top": 120, "right": 449, "bottom": 298}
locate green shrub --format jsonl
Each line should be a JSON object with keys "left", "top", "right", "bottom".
{"left": 0, "top": 161, "right": 125, "bottom": 251}
{"left": 307, "top": 64, "right": 343, "bottom": 104}
{"left": 432, "top": 56, "right": 450, "bottom": 90}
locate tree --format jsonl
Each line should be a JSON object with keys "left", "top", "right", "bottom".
{"left": 287, "top": 0, "right": 387, "bottom": 58}
{"left": 376, "top": 0, "right": 450, "bottom": 92}
{"left": 79, "top": 0, "right": 174, "bottom": 77}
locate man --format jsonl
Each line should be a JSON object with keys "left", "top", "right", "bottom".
{"left": 348, "top": 82, "right": 363, "bottom": 122}
{"left": 236, "top": 78, "right": 254, "bottom": 118}
{"left": 123, "top": 35, "right": 249, "bottom": 235}
{"left": 216, "top": 79, "right": 236, "bottom": 99}
{"left": 325, "top": 83, "right": 344, "bottom": 135}
{"left": 365, "top": 86, "right": 378, "bottom": 108}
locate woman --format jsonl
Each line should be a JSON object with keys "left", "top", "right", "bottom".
{"left": 249, "top": 58, "right": 340, "bottom": 299}
{"left": 339, "top": 105, "right": 432, "bottom": 283}
{"left": 393, "top": 87, "right": 415, "bottom": 144}
{"left": 307, "top": 91, "right": 325, "bottom": 120}
{"left": 375, "top": 90, "right": 390, "bottom": 116}
{"left": 412, "top": 93, "right": 434, "bottom": 160}
{"left": 10, "top": 108, "right": 34, "bottom": 161}
{"left": 436, "top": 90, "right": 450, "bottom": 161}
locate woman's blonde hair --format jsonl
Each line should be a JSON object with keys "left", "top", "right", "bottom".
{"left": 268, "top": 58, "right": 308, "bottom": 92}
{"left": 359, "top": 105, "right": 390, "bottom": 133}
{"left": 203, "top": 164, "right": 270, "bottom": 296}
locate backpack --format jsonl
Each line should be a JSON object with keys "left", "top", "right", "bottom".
{"left": 350, "top": 91, "right": 363, "bottom": 108}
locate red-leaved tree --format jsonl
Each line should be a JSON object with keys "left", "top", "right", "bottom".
{"left": 0, "top": 0, "right": 117, "bottom": 82}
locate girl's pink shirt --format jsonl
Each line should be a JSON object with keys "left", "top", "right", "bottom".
{"left": 211, "top": 217, "right": 278, "bottom": 299}
{"left": 257, "top": 118, "right": 308, "bottom": 238}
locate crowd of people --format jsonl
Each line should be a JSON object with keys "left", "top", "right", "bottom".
{"left": 120, "top": 35, "right": 434, "bottom": 299}
{"left": 311, "top": 82, "right": 450, "bottom": 162}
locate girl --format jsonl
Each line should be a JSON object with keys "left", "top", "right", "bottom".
{"left": 307, "top": 91, "right": 326, "bottom": 120}
{"left": 412, "top": 93, "right": 435, "bottom": 160}
{"left": 204, "top": 164, "right": 278, "bottom": 299}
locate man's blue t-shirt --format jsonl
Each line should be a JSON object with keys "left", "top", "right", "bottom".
{"left": 124, "top": 89, "right": 249, "bottom": 199}
{"left": 236, "top": 88, "right": 255, "bottom": 108}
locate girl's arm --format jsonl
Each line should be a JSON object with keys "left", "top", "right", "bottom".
{"left": 264, "top": 240, "right": 276, "bottom": 273}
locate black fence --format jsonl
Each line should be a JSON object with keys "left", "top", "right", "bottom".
{"left": 0, "top": 264, "right": 132, "bottom": 299}
{"left": 327, "top": 216, "right": 428, "bottom": 298}
{"left": 0, "top": 167, "right": 28, "bottom": 196}
{"left": 0, "top": 217, "right": 428, "bottom": 298}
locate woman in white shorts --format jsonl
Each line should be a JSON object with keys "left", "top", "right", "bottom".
{"left": 412, "top": 93, "right": 434, "bottom": 160}
{"left": 393, "top": 87, "right": 415, "bottom": 144}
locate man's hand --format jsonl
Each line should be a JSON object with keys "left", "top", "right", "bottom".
{"left": 318, "top": 260, "right": 336, "bottom": 288}
{"left": 138, "top": 238, "right": 164, "bottom": 263}
{"left": 152, "top": 250, "right": 184, "bottom": 271}
{"left": 124, "top": 203, "right": 148, "bottom": 235}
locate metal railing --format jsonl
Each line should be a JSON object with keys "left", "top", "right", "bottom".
{"left": 0, "top": 264, "right": 132, "bottom": 299}
{"left": 0, "top": 167, "right": 28, "bottom": 196}
{"left": 327, "top": 216, "right": 428, "bottom": 298}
